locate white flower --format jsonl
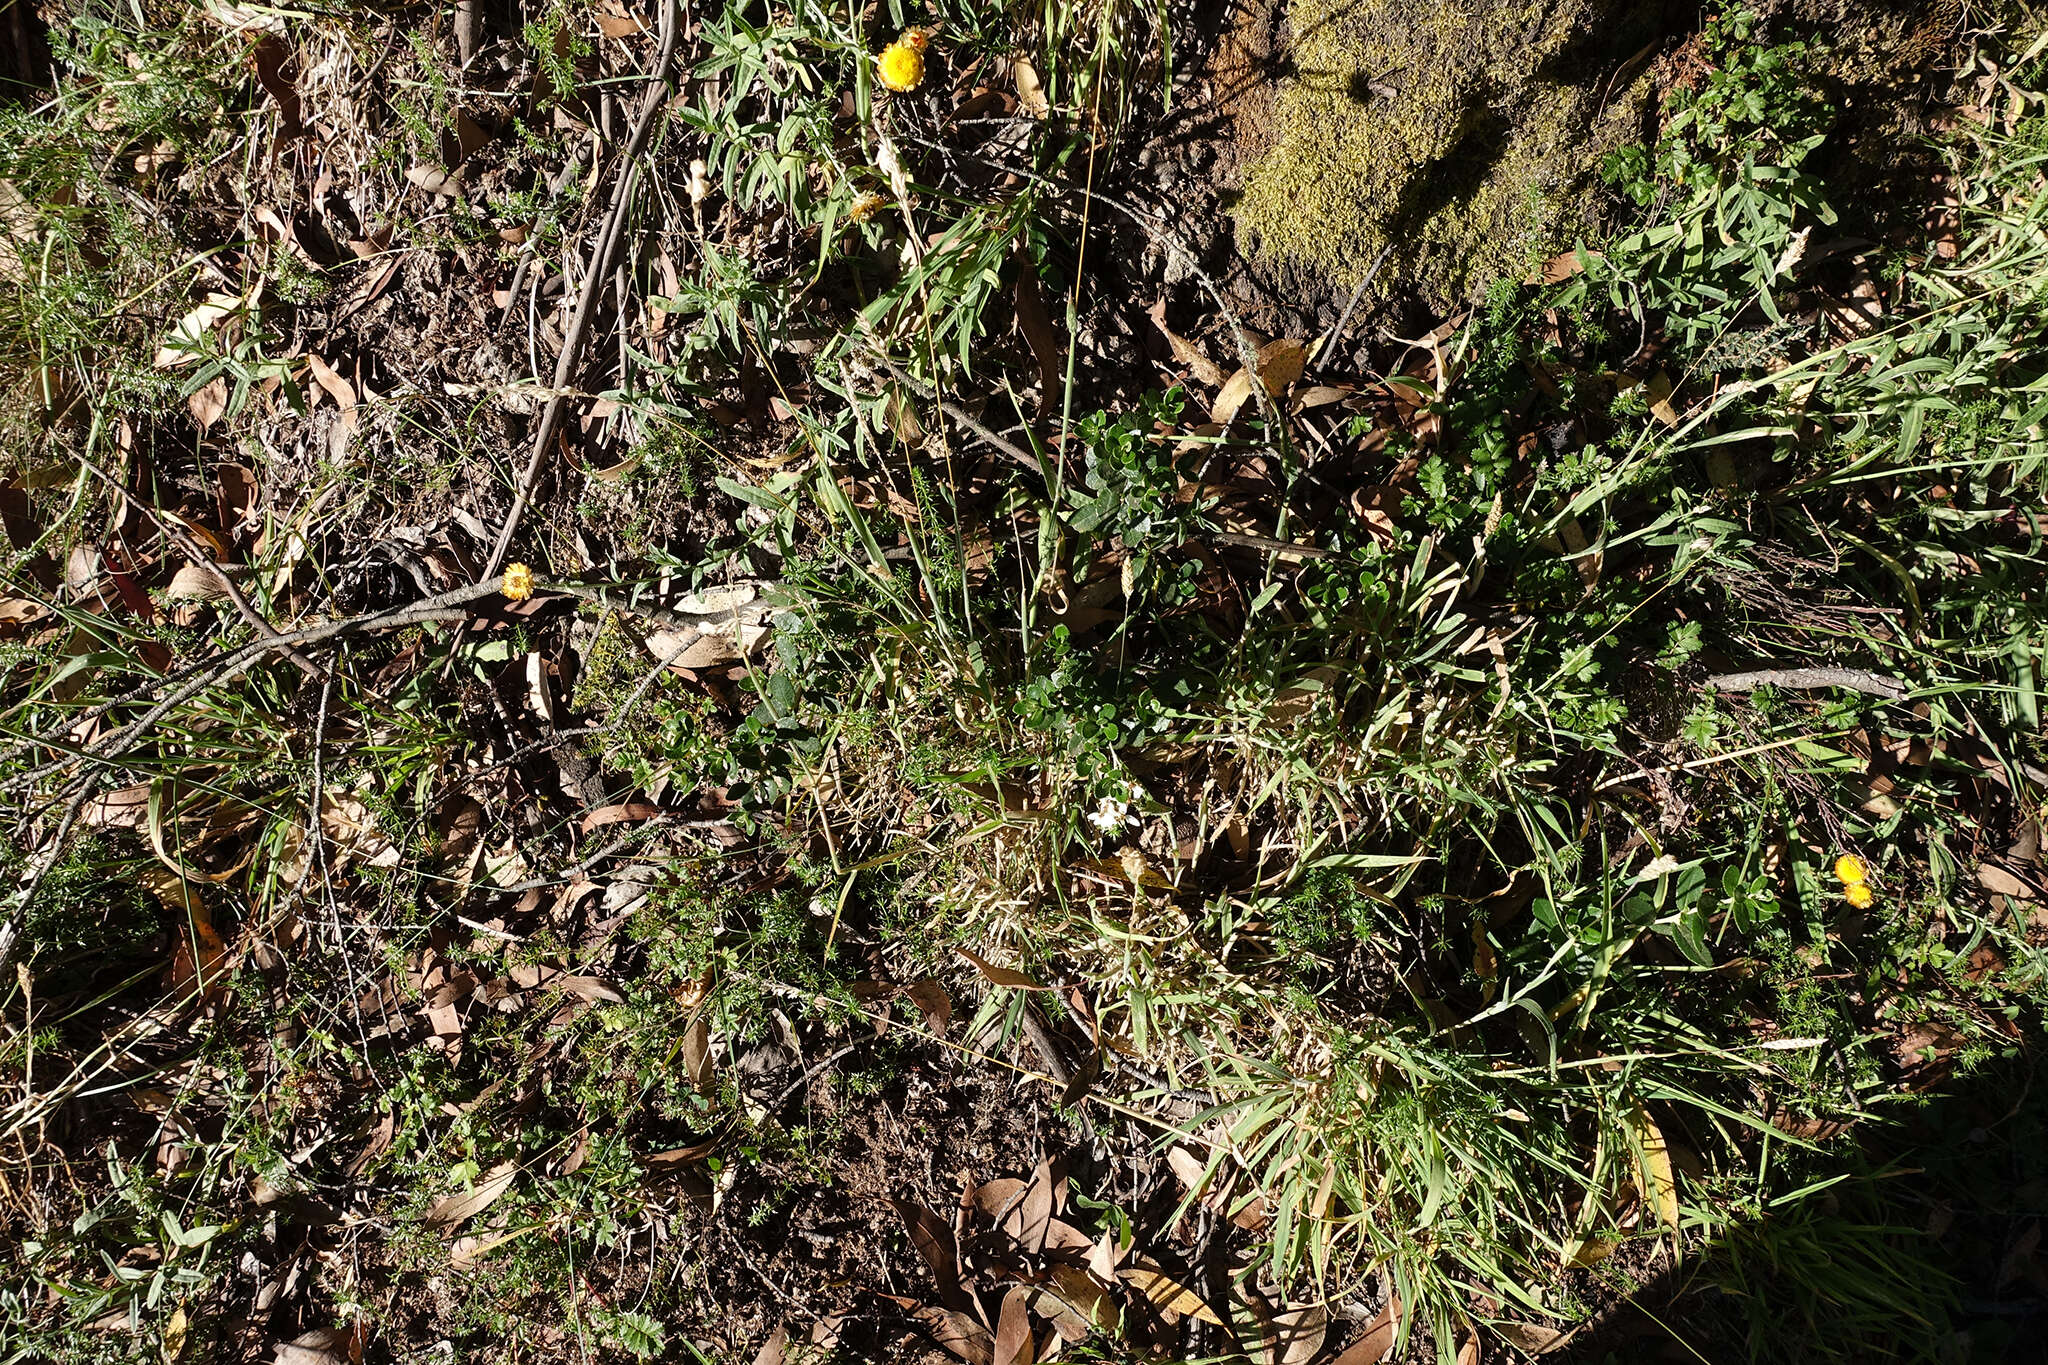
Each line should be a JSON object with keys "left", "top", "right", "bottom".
{"left": 1086, "top": 797, "right": 1131, "bottom": 833}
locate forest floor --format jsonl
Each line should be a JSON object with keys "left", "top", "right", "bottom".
{"left": 3, "top": 1, "right": 2048, "bottom": 1363}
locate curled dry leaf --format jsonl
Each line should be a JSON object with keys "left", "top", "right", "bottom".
{"left": 1626, "top": 1103, "right": 1680, "bottom": 1234}
{"left": 558, "top": 1128, "right": 590, "bottom": 1176}
{"left": 451, "top": 1222, "right": 543, "bottom": 1267}
{"left": 1524, "top": 248, "right": 1601, "bottom": 285}
{"left": 188, "top": 376, "right": 229, "bottom": 431}
{"left": 1040, "top": 1263, "right": 1117, "bottom": 1338}
{"left": 1204, "top": 368, "right": 1253, "bottom": 427}
{"left": 646, "top": 617, "right": 773, "bottom": 671}
{"left": 425, "top": 1161, "right": 516, "bottom": 1230}
{"left": 1562, "top": 1234, "right": 1616, "bottom": 1269}
{"left": 595, "top": 10, "right": 650, "bottom": 38}
{"left": 645, "top": 1136, "right": 720, "bottom": 1167}
{"left": 554, "top": 974, "right": 625, "bottom": 1005}
{"left": 1146, "top": 300, "right": 1228, "bottom": 389}
{"left": 405, "top": 164, "right": 465, "bottom": 199}
{"left": 251, "top": 35, "right": 303, "bottom": 138}
{"left": 1255, "top": 337, "right": 1309, "bottom": 392}
{"left": 1269, "top": 1303, "right": 1328, "bottom": 1365}
{"left": 1013, "top": 247, "right": 1062, "bottom": 412}
{"left": 0, "top": 596, "right": 45, "bottom": 630}
{"left": 321, "top": 793, "right": 401, "bottom": 869}
{"left": 1643, "top": 371, "right": 1681, "bottom": 427}
{"left": 306, "top": 353, "right": 355, "bottom": 410}
{"left": 751, "top": 1325, "right": 788, "bottom": 1365}
{"left": 162, "top": 1305, "right": 190, "bottom": 1362}
{"left": 1013, "top": 58, "right": 1050, "bottom": 118}
{"left": 682, "top": 1016, "right": 716, "bottom": 1094}
{"left": 1165, "top": 1143, "right": 1271, "bottom": 1232}
{"left": 1210, "top": 338, "right": 1308, "bottom": 425}
{"left": 204, "top": 1, "right": 289, "bottom": 33}
{"left": 167, "top": 563, "right": 231, "bottom": 602}
{"left": 84, "top": 783, "right": 151, "bottom": 830}
{"left": 1979, "top": 862, "right": 2038, "bottom": 900}
{"left": 140, "top": 866, "right": 229, "bottom": 998}
{"left": 809, "top": 1315, "right": 846, "bottom": 1352}
{"left": 270, "top": 1330, "right": 351, "bottom": 1365}
{"left": 1330, "top": 1294, "right": 1401, "bottom": 1365}
{"left": 1087, "top": 1230, "right": 1121, "bottom": 1282}
{"left": 972, "top": 1166, "right": 1073, "bottom": 1256}
{"left": 453, "top": 110, "right": 497, "bottom": 164}
{"left": 970, "top": 1175, "right": 1026, "bottom": 1218}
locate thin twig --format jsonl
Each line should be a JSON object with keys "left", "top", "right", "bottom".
{"left": 768, "top": 1040, "right": 871, "bottom": 1111}
{"left": 0, "top": 580, "right": 512, "bottom": 795}
{"left": 871, "top": 351, "right": 1042, "bottom": 475}
{"left": 480, "top": 0, "right": 683, "bottom": 582}
{"left": 1310, "top": 242, "right": 1393, "bottom": 379}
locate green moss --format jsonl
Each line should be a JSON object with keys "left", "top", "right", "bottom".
{"left": 1234, "top": 0, "right": 1658, "bottom": 302}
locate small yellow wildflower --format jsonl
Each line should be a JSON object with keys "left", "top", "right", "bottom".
{"left": 877, "top": 37, "right": 925, "bottom": 92}
{"left": 1833, "top": 854, "right": 1868, "bottom": 886}
{"left": 1844, "top": 882, "right": 1875, "bottom": 909}
{"left": 899, "top": 25, "right": 933, "bottom": 51}
{"left": 848, "top": 191, "right": 889, "bottom": 223}
{"left": 501, "top": 562, "right": 536, "bottom": 601}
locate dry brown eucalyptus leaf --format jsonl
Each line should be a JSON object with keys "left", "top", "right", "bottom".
{"left": 188, "top": 377, "right": 229, "bottom": 430}
{"left": 405, "top": 164, "right": 465, "bottom": 199}
{"left": 424, "top": 1162, "right": 516, "bottom": 1231}
{"left": 890, "top": 1198, "right": 970, "bottom": 1310}
{"left": 955, "top": 945, "right": 1046, "bottom": 989}
{"left": 1117, "top": 1262, "right": 1222, "bottom": 1325}
{"left": 1494, "top": 1321, "right": 1573, "bottom": 1355}
{"left": 913, "top": 1307, "right": 994, "bottom": 1365}
{"left": 1329, "top": 1294, "right": 1401, "bottom": 1364}
{"left": 306, "top": 353, "right": 355, "bottom": 410}
{"left": 682, "top": 1017, "right": 716, "bottom": 1094}
{"left": 993, "top": 1286, "right": 1036, "bottom": 1365}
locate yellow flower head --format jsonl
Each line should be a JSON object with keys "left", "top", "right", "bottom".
{"left": 900, "top": 25, "right": 933, "bottom": 51}
{"left": 849, "top": 191, "right": 889, "bottom": 223}
{"left": 1844, "top": 881, "right": 1874, "bottom": 909}
{"left": 1833, "top": 854, "right": 1868, "bottom": 886}
{"left": 501, "top": 562, "right": 536, "bottom": 601}
{"left": 877, "top": 38, "right": 925, "bottom": 92}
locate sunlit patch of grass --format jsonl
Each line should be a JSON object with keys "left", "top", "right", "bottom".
{"left": 2, "top": 2, "right": 2046, "bottom": 1362}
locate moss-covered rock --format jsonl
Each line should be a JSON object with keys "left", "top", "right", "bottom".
{"left": 1233, "top": 0, "right": 1663, "bottom": 304}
